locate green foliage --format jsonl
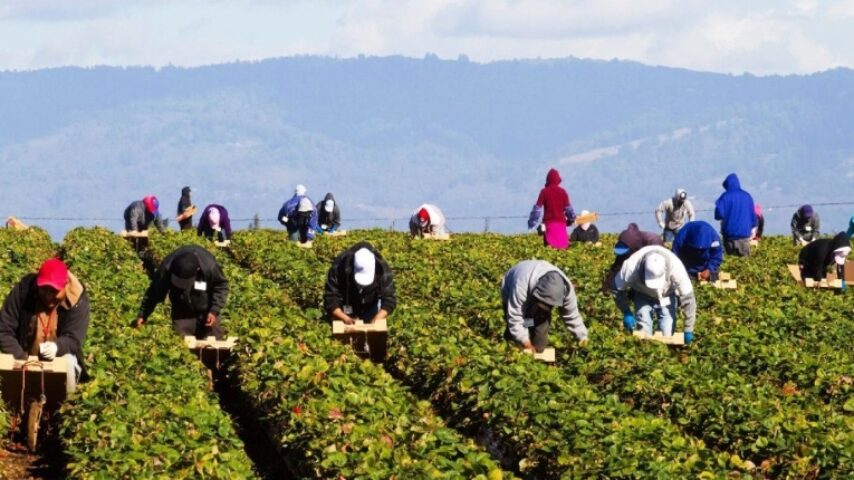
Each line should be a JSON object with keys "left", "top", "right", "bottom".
{"left": 146, "top": 229, "right": 510, "bottom": 479}
{"left": 59, "top": 228, "right": 255, "bottom": 479}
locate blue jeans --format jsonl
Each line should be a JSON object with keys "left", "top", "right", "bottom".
{"left": 634, "top": 292, "right": 678, "bottom": 336}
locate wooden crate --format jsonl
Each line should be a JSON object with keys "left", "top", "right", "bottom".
{"left": 214, "top": 240, "right": 231, "bottom": 247}
{"left": 701, "top": 272, "right": 737, "bottom": 289}
{"left": 524, "top": 348, "right": 556, "bottom": 363}
{"left": 573, "top": 212, "right": 598, "bottom": 226}
{"left": 332, "top": 319, "right": 388, "bottom": 361}
{"left": 184, "top": 336, "right": 238, "bottom": 371}
{"left": 176, "top": 205, "right": 197, "bottom": 222}
{"left": 632, "top": 331, "right": 686, "bottom": 345}
{"left": 296, "top": 241, "right": 314, "bottom": 249}
{"left": 327, "top": 230, "right": 348, "bottom": 237}
{"left": 422, "top": 232, "right": 450, "bottom": 241}
{"left": 787, "top": 264, "right": 844, "bottom": 289}
{"left": 0, "top": 354, "right": 68, "bottom": 410}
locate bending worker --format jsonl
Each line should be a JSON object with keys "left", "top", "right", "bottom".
{"left": 569, "top": 210, "right": 600, "bottom": 244}
{"left": 671, "top": 220, "right": 723, "bottom": 282}
{"left": 197, "top": 204, "right": 232, "bottom": 243}
{"left": 278, "top": 184, "right": 318, "bottom": 243}
{"left": 317, "top": 193, "right": 342, "bottom": 234}
{"left": 614, "top": 246, "right": 697, "bottom": 344}
{"left": 602, "top": 222, "right": 664, "bottom": 293}
{"left": 324, "top": 242, "right": 396, "bottom": 325}
{"left": 135, "top": 245, "right": 228, "bottom": 339}
{"left": 798, "top": 231, "right": 850, "bottom": 281}
{"left": 409, "top": 204, "right": 447, "bottom": 237}
{"left": 124, "top": 195, "right": 165, "bottom": 233}
{"left": 655, "top": 188, "right": 695, "bottom": 243}
{"left": 791, "top": 205, "right": 820, "bottom": 246}
{"left": 501, "top": 260, "right": 588, "bottom": 352}
{"left": 176, "top": 186, "right": 194, "bottom": 231}
{"left": 0, "top": 258, "right": 89, "bottom": 392}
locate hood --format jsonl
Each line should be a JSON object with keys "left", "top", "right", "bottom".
{"left": 61, "top": 272, "right": 85, "bottom": 309}
{"left": 181, "top": 186, "right": 191, "bottom": 197}
{"left": 798, "top": 205, "right": 813, "bottom": 219}
{"left": 722, "top": 173, "right": 741, "bottom": 191}
{"left": 830, "top": 231, "right": 849, "bottom": 252}
{"left": 323, "top": 192, "right": 336, "bottom": 203}
{"left": 682, "top": 221, "right": 718, "bottom": 249}
{"left": 545, "top": 168, "right": 562, "bottom": 187}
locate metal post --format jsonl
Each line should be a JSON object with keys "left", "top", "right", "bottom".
{"left": 484, "top": 217, "right": 490, "bottom": 233}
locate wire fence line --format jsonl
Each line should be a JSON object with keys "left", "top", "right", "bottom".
{"left": 11, "top": 200, "right": 854, "bottom": 233}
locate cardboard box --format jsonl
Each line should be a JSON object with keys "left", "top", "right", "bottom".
{"left": 332, "top": 319, "right": 388, "bottom": 362}
{"left": 787, "top": 264, "right": 844, "bottom": 289}
{"left": 524, "top": 348, "right": 556, "bottom": 363}
{"left": 632, "top": 331, "right": 686, "bottom": 345}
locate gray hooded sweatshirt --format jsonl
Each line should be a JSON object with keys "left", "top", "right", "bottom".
{"left": 501, "top": 260, "right": 588, "bottom": 344}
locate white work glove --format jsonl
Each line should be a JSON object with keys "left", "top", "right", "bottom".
{"left": 39, "top": 341, "right": 58, "bottom": 360}
{"left": 281, "top": 216, "right": 288, "bottom": 223}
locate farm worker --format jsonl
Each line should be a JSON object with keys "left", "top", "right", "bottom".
{"left": 613, "top": 246, "right": 697, "bottom": 344}
{"left": 671, "top": 221, "right": 723, "bottom": 281}
{"left": 752, "top": 204, "right": 765, "bottom": 241}
{"left": 0, "top": 259, "right": 89, "bottom": 393}
{"left": 501, "top": 260, "right": 588, "bottom": 352}
{"left": 176, "top": 186, "right": 194, "bottom": 231}
{"left": 528, "top": 168, "right": 575, "bottom": 249}
{"left": 602, "top": 223, "right": 664, "bottom": 293}
{"left": 409, "top": 204, "right": 447, "bottom": 237}
{"left": 569, "top": 210, "right": 600, "bottom": 244}
{"left": 798, "top": 231, "right": 850, "bottom": 281}
{"left": 323, "top": 242, "right": 396, "bottom": 325}
{"left": 714, "top": 173, "right": 756, "bottom": 257}
{"left": 655, "top": 188, "right": 695, "bottom": 243}
{"left": 124, "top": 195, "right": 165, "bottom": 233}
{"left": 277, "top": 185, "right": 318, "bottom": 243}
{"left": 316, "top": 193, "right": 342, "bottom": 234}
{"left": 135, "top": 245, "right": 228, "bottom": 339}
{"left": 791, "top": 205, "right": 820, "bottom": 246}
{"left": 197, "top": 204, "right": 232, "bottom": 242}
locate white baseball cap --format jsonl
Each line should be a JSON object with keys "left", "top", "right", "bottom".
{"left": 353, "top": 248, "right": 376, "bottom": 286}
{"left": 833, "top": 246, "right": 851, "bottom": 265}
{"left": 644, "top": 253, "right": 667, "bottom": 290}
{"left": 295, "top": 184, "right": 307, "bottom": 196}
{"left": 324, "top": 199, "right": 335, "bottom": 213}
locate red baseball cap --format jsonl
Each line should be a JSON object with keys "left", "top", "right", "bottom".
{"left": 36, "top": 258, "right": 69, "bottom": 291}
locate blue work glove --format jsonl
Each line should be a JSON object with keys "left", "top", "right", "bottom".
{"left": 684, "top": 331, "right": 694, "bottom": 344}
{"left": 622, "top": 313, "right": 636, "bottom": 332}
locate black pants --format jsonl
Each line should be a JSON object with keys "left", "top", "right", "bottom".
{"left": 173, "top": 316, "right": 224, "bottom": 340}
{"left": 505, "top": 317, "right": 550, "bottom": 353}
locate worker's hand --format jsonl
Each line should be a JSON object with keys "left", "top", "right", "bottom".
{"left": 133, "top": 317, "right": 145, "bottom": 329}
{"left": 206, "top": 313, "right": 217, "bottom": 327}
{"left": 522, "top": 342, "right": 536, "bottom": 353}
{"left": 683, "top": 332, "right": 694, "bottom": 344}
{"left": 698, "top": 269, "right": 711, "bottom": 281}
{"left": 39, "top": 342, "right": 57, "bottom": 361}
{"left": 709, "top": 270, "right": 720, "bottom": 282}
{"left": 342, "top": 316, "right": 356, "bottom": 325}
{"left": 622, "top": 313, "right": 636, "bottom": 333}
{"left": 578, "top": 338, "right": 589, "bottom": 347}
{"left": 280, "top": 216, "right": 288, "bottom": 223}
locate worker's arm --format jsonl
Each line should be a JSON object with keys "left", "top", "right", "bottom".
{"left": 323, "top": 261, "right": 346, "bottom": 318}
{"left": 613, "top": 265, "right": 634, "bottom": 315}
{"left": 708, "top": 238, "right": 723, "bottom": 273}
{"left": 527, "top": 205, "right": 543, "bottom": 230}
{"left": 654, "top": 201, "right": 667, "bottom": 229}
{"left": 678, "top": 292, "right": 697, "bottom": 333}
{"left": 377, "top": 267, "right": 396, "bottom": 316}
{"left": 564, "top": 205, "right": 576, "bottom": 225}
{"left": 208, "top": 262, "right": 229, "bottom": 317}
{"left": 54, "top": 292, "right": 89, "bottom": 357}
{"left": 686, "top": 201, "right": 695, "bottom": 222}
{"left": 0, "top": 282, "right": 28, "bottom": 359}
{"left": 558, "top": 284, "right": 588, "bottom": 342}
{"left": 504, "top": 286, "right": 532, "bottom": 348}
{"left": 672, "top": 263, "right": 697, "bottom": 332}
{"left": 369, "top": 307, "right": 389, "bottom": 323}
{"left": 137, "top": 274, "right": 170, "bottom": 323}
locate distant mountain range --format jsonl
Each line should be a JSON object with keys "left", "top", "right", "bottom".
{"left": 1, "top": 55, "right": 852, "bottom": 239}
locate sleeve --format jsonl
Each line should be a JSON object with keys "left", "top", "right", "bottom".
{"left": 687, "top": 201, "right": 695, "bottom": 222}
{"left": 590, "top": 225, "right": 600, "bottom": 243}
{"left": 679, "top": 292, "right": 697, "bottom": 333}
{"left": 564, "top": 205, "right": 576, "bottom": 225}
{"left": 0, "top": 283, "right": 28, "bottom": 360}
{"left": 208, "top": 262, "right": 229, "bottom": 315}
{"left": 812, "top": 215, "right": 820, "bottom": 236}
{"left": 672, "top": 263, "right": 697, "bottom": 331}
{"left": 559, "top": 284, "right": 588, "bottom": 341}
{"left": 613, "top": 263, "right": 633, "bottom": 315}
{"left": 757, "top": 215, "right": 765, "bottom": 238}
{"left": 277, "top": 203, "right": 289, "bottom": 226}
{"left": 671, "top": 234, "right": 683, "bottom": 256}
{"left": 137, "top": 272, "right": 171, "bottom": 320}
{"left": 222, "top": 214, "right": 233, "bottom": 240}
{"left": 323, "top": 261, "right": 344, "bottom": 313}
{"left": 569, "top": 228, "right": 579, "bottom": 242}
{"left": 527, "top": 205, "right": 543, "bottom": 229}
{"left": 332, "top": 208, "right": 341, "bottom": 228}
{"left": 153, "top": 214, "right": 166, "bottom": 233}
{"left": 379, "top": 266, "right": 396, "bottom": 315}
{"left": 129, "top": 207, "right": 141, "bottom": 232}
{"left": 307, "top": 210, "right": 319, "bottom": 240}
{"left": 714, "top": 197, "right": 724, "bottom": 221}
{"left": 504, "top": 282, "right": 530, "bottom": 345}
{"left": 708, "top": 238, "right": 723, "bottom": 272}
{"left": 791, "top": 215, "right": 802, "bottom": 240}
{"left": 409, "top": 215, "right": 421, "bottom": 236}
{"left": 55, "top": 293, "right": 89, "bottom": 357}
{"left": 655, "top": 201, "right": 667, "bottom": 228}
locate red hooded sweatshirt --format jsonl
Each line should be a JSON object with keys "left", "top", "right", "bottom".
{"left": 536, "top": 169, "right": 571, "bottom": 223}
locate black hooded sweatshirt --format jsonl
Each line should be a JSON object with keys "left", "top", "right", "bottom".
{"left": 317, "top": 192, "right": 342, "bottom": 230}
{"left": 323, "top": 242, "right": 396, "bottom": 320}
{"left": 177, "top": 186, "right": 193, "bottom": 231}
{"left": 799, "top": 232, "right": 850, "bottom": 280}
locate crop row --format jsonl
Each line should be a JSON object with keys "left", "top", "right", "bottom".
{"left": 59, "top": 228, "right": 256, "bottom": 478}
{"left": 331, "top": 231, "right": 854, "bottom": 478}
{"left": 145, "top": 230, "right": 509, "bottom": 479}
{"left": 229, "top": 229, "right": 740, "bottom": 478}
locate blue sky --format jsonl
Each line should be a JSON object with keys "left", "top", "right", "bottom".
{"left": 2, "top": 0, "right": 853, "bottom": 74}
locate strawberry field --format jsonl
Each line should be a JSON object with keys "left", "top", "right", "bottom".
{"left": 0, "top": 227, "right": 851, "bottom": 478}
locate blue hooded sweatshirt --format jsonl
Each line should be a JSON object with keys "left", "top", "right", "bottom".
{"left": 672, "top": 221, "right": 723, "bottom": 274}
{"left": 714, "top": 173, "right": 756, "bottom": 239}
